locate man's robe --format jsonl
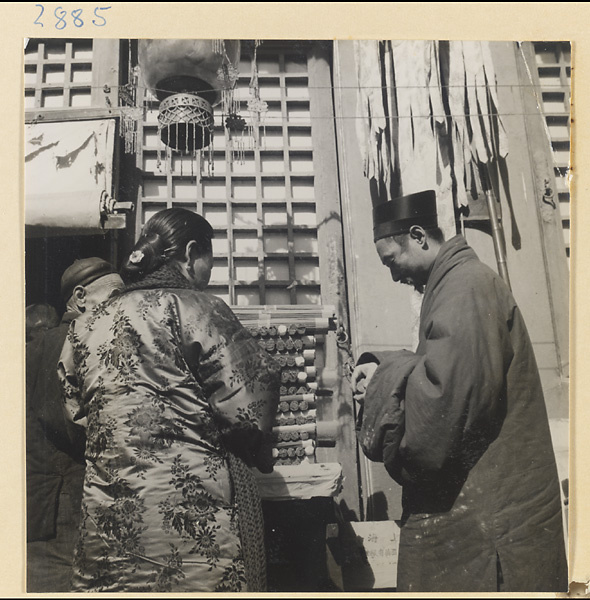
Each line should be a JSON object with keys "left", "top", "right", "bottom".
{"left": 26, "top": 313, "right": 86, "bottom": 591}
{"left": 357, "top": 235, "right": 567, "bottom": 592}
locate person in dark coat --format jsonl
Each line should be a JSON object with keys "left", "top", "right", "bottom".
{"left": 352, "top": 190, "right": 568, "bottom": 593}
{"left": 26, "top": 258, "right": 124, "bottom": 592}
{"left": 26, "top": 303, "right": 59, "bottom": 342}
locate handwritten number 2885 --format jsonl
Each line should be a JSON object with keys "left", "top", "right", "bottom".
{"left": 34, "top": 5, "right": 110, "bottom": 28}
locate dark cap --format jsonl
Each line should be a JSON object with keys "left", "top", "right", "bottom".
{"left": 373, "top": 190, "right": 438, "bottom": 241}
{"left": 60, "top": 257, "right": 116, "bottom": 301}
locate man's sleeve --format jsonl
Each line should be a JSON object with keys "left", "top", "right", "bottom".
{"left": 356, "top": 350, "right": 421, "bottom": 484}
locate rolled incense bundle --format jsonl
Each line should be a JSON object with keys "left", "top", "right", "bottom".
{"left": 273, "top": 422, "right": 316, "bottom": 442}
{"left": 232, "top": 305, "right": 336, "bottom": 335}
{"left": 275, "top": 409, "right": 317, "bottom": 427}
{"left": 272, "top": 445, "right": 315, "bottom": 459}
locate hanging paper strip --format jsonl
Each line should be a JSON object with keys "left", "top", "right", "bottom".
{"left": 353, "top": 40, "right": 388, "bottom": 188}
{"left": 354, "top": 39, "right": 509, "bottom": 222}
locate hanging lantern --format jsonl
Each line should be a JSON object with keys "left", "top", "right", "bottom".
{"left": 138, "top": 39, "right": 240, "bottom": 153}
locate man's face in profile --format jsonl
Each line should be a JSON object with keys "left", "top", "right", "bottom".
{"left": 375, "top": 234, "right": 425, "bottom": 293}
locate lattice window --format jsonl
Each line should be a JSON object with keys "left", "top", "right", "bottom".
{"left": 135, "top": 44, "right": 323, "bottom": 306}
{"left": 533, "top": 41, "right": 571, "bottom": 261}
{"left": 133, "top": 42, "right": 348, "bottom": 475}
{"left": 25, "top": 39, "right": 95, "bottom": 110}
{"left": 24, "top": 38, "right": 119, "bottom": 123}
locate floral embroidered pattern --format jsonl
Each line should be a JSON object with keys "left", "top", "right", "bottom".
{"left": 204, "top": 451, "right": 225, "bottom": 480}
{"left": 86, "top": 550, "right": 119, "bottom": 591}
{"left": 58, "top": 289, "right": 279, "bottom": 592}
{"left": 97, "top": 309, "right": 144, "bottom": 383}
{"left": 229, "top": 352, "right": 282, "bottom": 395}
{"left": 86, "top": 413, "right": 117, "bottom": 461}
{"left": 94, "top": 494, "right": 147, "bottom": 556}
{"left": 124, "top": 397, "right": 184, "bottom": 478}
{"left": 215, "top": 556, "right": 246, "bottom": 592}
{"left": 147, "top": 544, "right": 186, "bottom": 592}
{"left": 82, "top": 377, "right": 117, "bottom": 460}
{"left": 126, "top": 399, "right": 184, "bottom": 447}
{"left": 84, "top": 299, "right": 115, "bottom": 332}
{"left": 152, "top": 331, "right": 187, "bottom": 374}
{"left": 161, "top": 458, "right": 212, "bottom": 516}
{"left": 193, "top": 411, "right": 225, "bottom": 448}
{"left": 67, "top": 327, "right": 91, "bottom": 394}
{"left": 158, "top": 455, "right": 227, "bottom": 569}
{"left": 134, "top": 290, "right": 163, "bottom": 321}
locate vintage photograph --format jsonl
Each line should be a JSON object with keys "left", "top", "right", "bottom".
{"left": 24, "top": 37, "right": 571, "bottom": 593}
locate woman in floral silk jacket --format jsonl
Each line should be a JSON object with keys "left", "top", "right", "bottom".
{"left": 58, "top": 209, "right": 280, "bottom": 593}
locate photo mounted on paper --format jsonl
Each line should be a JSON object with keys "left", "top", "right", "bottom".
{"left": 23, "top": 38, "right": 571, "bottom": 593}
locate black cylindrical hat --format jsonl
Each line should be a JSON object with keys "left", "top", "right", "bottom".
{"left": 373, "top": 190, "right": 438, "bottom": 241}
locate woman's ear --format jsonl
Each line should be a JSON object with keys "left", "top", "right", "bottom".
{"left": 184, "top": 240, "right": 199, "bottom": 263}
{"left": 183, "top": 240, "right": 199, "bottom": 277}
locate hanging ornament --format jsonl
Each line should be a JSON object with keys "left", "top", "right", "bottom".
{"left": 217, "top": 61, "right": 241, "bottom": 117}
{"left": 247, "top": 96, "right": 268, "bottom": 149}
{"left": 119, "top": 105, "right": 144, "bottom": 154}
{"left": 118, "top": 62, "right": 143, "bottom": 154}
{"left": 212, "top": 39, "right": 226, "bottom": 56}
{"left": 226, "top": 112, "right": 248, "bottom": 164}
{"left": 138, "top": 39, "right": 240, "bottom": 156}
{"left": 247, "top": 40, "right": 268, "bottom": 150}
{"left": 157, "top": 93, "right": 214, "bottom": 152}
{"left": 215, "top": 41, "right": 245, "bottom": 165}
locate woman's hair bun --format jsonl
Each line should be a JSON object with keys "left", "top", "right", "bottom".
{"left": 120, "top": 232, "right": 167, "bottom": 283}
{"left": 120, "top": 208, "right": 215, "bottom": 285}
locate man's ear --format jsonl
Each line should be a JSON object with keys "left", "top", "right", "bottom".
{"left": 409, "top": 225, "right": 426, "bottom": 245}
{"left": 72, "top": 285, "right": 87, "bottom": 308}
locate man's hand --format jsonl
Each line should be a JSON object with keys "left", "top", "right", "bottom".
{"left": 351, "top": 362, "right": 378, "bottom": 405}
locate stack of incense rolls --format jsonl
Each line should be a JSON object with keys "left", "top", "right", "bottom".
{"left": 232, "top": 306, "right": 336, "bottom": 466}
{"left": 231, "top": 305, "right": 336, "bottom": 333}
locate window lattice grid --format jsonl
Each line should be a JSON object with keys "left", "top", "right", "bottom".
{"left": 136, "top": 46, "right": 321, "bottom": 306}
{"left": 24, "top": 39, "right": 94, "bottom": 110}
